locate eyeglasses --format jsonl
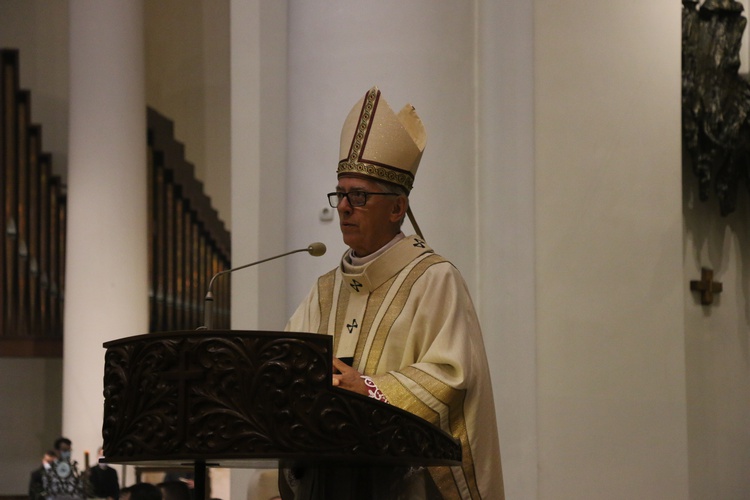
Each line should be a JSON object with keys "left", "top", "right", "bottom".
{"left": 327, "top": 191, "right": 399, "bottom": 208}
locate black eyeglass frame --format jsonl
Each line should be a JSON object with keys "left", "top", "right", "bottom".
{"left": 327, "top": 191, "right": 399, "bottom": 208}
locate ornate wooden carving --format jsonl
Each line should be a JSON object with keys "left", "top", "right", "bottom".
{"left": 102, "top": 331, "right": 461, "bottom": 467}
{"left": 682, "top": 0, "right": 750, "bottom": 216}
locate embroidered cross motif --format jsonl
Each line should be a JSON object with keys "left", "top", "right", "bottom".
{"left": 413, "top": 238, "right": 426, "bottom": 248}
{"left": 347, "top": 319, "right": 359, "bottom": 333}
{"left": 350, "top": 279, "right": 363, "bottom": 292}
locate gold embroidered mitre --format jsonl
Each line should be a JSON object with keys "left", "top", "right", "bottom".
{"left": 338, "top": 86, "right": 427, "bottom": 192}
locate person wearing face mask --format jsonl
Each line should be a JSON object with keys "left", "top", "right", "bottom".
{"left": 48, "top": 436, "right": 85, "bottom": 499}
{"left": 86, "top": 447, "right": 119, "bottom": 500}
{"left": 53, "top": 437, "right": 73, "bottom": 463}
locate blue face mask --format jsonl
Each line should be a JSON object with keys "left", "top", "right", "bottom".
{"left": 60, "top": 451, "right": 71, "bottom": 461}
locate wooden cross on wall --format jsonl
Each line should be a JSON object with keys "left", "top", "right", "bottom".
{"left": 690, "top": 268, "right": 723, "bottom": 305}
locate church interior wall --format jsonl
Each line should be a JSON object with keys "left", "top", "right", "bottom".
{"left": 680, "top": 7, "right": 750, "bottom": 494}
{"left": 144, "top": 0, "right": 231, "bottom": 229}
{"left": 683, "top": 147, "right": 750, "bottom": 496}
{"left": 0, "top": 0, "right": 230, "bottom": 494}
{"left": 477, "top": 2, "right": 538, "bottom": 498}
{"left": 1, "top": 0, "right": 748, "bottom": 498}
{"left": 0, "top": 1, "right": 68, "bottom": 495}
{"left": 228, "top": 0, "right": 289, "bottom": 336}
{"left": 0, "top": 0, "right": 69, "bottom": 179}
{"left": 534, "top": 2, "right": 690, "bottom": 498}
{"left": 0, "top": 359, "right": 62, "bottom": 495}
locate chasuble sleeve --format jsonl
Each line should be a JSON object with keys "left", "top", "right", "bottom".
{"left": 368, "top": 262, "right": 503, "bottom": 499}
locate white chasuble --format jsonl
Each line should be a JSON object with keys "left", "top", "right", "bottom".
{"left": 286, "top": 235, "right": 504, "bottom": 499}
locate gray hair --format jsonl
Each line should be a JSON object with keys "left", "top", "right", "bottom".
{"left": 373, "top": 180, "right": 409, "bottom": 227}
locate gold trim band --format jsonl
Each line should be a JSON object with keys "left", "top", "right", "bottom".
{"left": 337, "top": 160, "right": 414, "bottom": 191}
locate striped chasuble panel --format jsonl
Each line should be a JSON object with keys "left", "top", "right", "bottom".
{"left": 286, "top": 234, "right": 504, "bottom": 499}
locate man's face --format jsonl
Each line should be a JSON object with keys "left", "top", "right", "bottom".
{"left": 334, "top": 176, "right": 403, "bottom": 257}
{"left": 56, "top": 442, "right": 71, "bottom": 461}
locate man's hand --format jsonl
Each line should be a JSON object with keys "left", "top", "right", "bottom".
{"left": 332, "top": 357, "right": 369, "bottom": 396}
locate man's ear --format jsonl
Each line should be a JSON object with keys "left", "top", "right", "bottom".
{"left": 389, "top": 195, "right": 408, "bottom": 222}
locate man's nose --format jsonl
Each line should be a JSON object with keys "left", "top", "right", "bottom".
{"left": 337, "top": 195, "right": 353, "bottom": 212}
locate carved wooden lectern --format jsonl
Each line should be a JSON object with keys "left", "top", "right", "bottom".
{"left": 101, "top": 331, "right": 461, "bottom": 499}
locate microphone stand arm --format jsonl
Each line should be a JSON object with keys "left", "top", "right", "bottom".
{"left": 200, "top": 247, "right": 310, "bottom": 330}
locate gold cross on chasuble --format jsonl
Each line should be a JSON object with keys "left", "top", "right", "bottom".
{"left": 336, "top": 285, "right": 368, "bottom": 360}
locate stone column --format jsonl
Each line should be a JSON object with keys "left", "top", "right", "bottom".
{"left": 225, "top": 1, "right": 288, "bottom": 497}
{"left": 64, "top": 0, "right": 148, "bottom": 464}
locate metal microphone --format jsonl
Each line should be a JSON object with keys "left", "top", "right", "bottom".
{"left": 198, "top": 242, "right": 326, "bottom": 330}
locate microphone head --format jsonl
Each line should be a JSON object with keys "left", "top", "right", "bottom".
{"left": 307, "top": 242, "right": 327, "bottom": 257}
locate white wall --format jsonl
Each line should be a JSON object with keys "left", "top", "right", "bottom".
{"left": 144, "top": 0, "right": 231, "bottom": 228}
{"left": 682, "top": 118, "right": 750, "bottom": 498}
{"left": 683, "top": 172, "right": 750, "bottom": 499}
{"left": 0, "top": 0, "right": 69, "bottom": 177}
{"left": 478, "top": 2, "right": 537, "bottom": 498}
{"left": 229, "top": 0, "right": 288, "bottom": 333}
{"left": 534, "top": 2, "right": 688, "bottom": 498}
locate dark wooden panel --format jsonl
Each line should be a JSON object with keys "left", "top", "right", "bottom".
{"left": 0, "top": 49, "right": 65, "bottom": 355}
{"left": 3, "top": 50, "right": 19, "bottom": 337}
{"left": 102, "top": 331, "right": 461, "bottom": 467}
{"left": 16, "top": 90, "right": 30, "bottom": 336}
{"left": 146, "top": 107, "right": 231, "bottom": 332}
{"left": 38, "top": 153, "right": 51, "bottom": 337}
{"left": 27, "top": 125, "right": 42, "bottom": 338}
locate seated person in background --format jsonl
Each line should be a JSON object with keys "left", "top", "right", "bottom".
{"left": 87, "top": 447, "right": 119, "bottom": 500}
{"left": 118, "top": 483, "right": 161, "bottom": 500}
{"left": 158, "top": 481, "right": 191, "bottom": 500}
